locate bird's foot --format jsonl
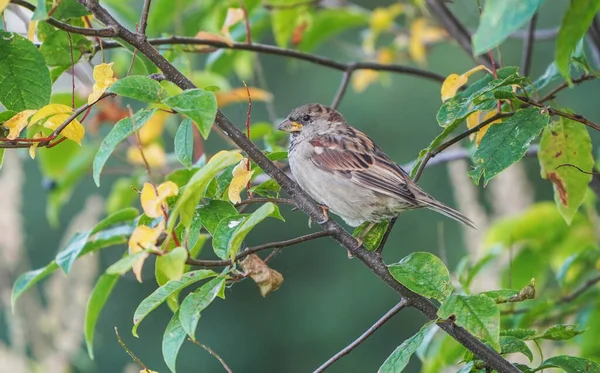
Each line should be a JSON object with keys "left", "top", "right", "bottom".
{"left": 317, "top": 204, "right": 330, "bottom": 224}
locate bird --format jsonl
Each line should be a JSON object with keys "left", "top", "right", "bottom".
{"left": 277, "top": 103, "right": 475, "bottom": 241}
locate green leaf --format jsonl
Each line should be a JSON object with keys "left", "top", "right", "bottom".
{"left": 107, "top": 75, "right": 168, "bottom": 103}
{"left": 0, "top": 110, "right": 17, "bottom": 123}
{"left": 213, "top": 202, "right": 284, "bottom": 260}
{"left": 298, "top": 9, "right": 369, "bottom": 52}
{"left": 174, "top": 118, "right": 194, "bottom": 168}
{"left": 169, "top": 151, "right": 242, "bottom": 229}
{"left": 179, "top": 277, "right": 226, "bottom": 338}
{"left": 11, "top": 261, "right": 59, "bottom": 312}
{"left": 49, "top": 0, "right": 91, "bottom": 20}
{"left": 500, "top": 336, "right": 533, "bottom": 362}
{"left": 106, "top": 250, "right": 152, "bottom": 275}
{"left": 55, "top": 231, "right": 91, "bottom": 274}
{"left": 539, "top": 118, "right": 593, "bottom": 224}
{"left": 12, "top": 224, "right": 132, "bottom": 310}
{"left": 106, "top": 178, "right": 140, "bottom": 215}
{"left": 271, "top": 8, "right": 302, "bottom": 47}
{"left": 534, "top": 324, "right": 585, "bottom": 341}
{"left": 0, "top": 149, "right": 4, "bottom": 170}
{"left": 479, "top": 289, "right": 519, "bottom": 303}
{"left": 211, "top": 214, "right": 246, "bottom": 260}
{"left": 536, "top": 355, "right": 600, "bottom": 373}
{"left": 54, "top": 208, "right": 138, "bottom": 274}
{"left": 162, "top": 89, "right": 217, "bottom": 139}
{"left": 556, "top": 0, "right": 600, "bottom": 81}
{"left": 469, "top": 108, "right": 549, "bottom": 186}
{"left": 45, "top": 144, "right": 97, "bottom": 226}
{"left": 378, "top": 322, "right": 435, "bottom": 373}
{"left": 500, "top": 328, "right": 538, "bottom": 340}
{"left": 438, "top": 294, "right": 500, "bottom": 351}
{"left": 132, "top": 270, "right": 216, "bottom": 337}
{"left": 352, "top": 221, "right": 389, "bottom": 251}
{"left": 84, "top": 273, "right": 119, "bottom": 359}
{"left": 0, "top": 32, "right": 51, "bottom": 111}
{"left": 163, "top": 310, "right": 187, "bottom": 373}
{"left": 472, "top": 0, "right": 545, "bottom": 55}
{"left": 155, "top": 247, "right": 188, "bottom": 286}
{"left": 40, "top": 30, "right": 91, "bottom": 66}
{"left": 93, "top": 108, "right": 157, "bottom": 186}
{"left": 92, "top": 207, "right": 140, "bottom": 234}
{"left": 249, "top": 179, "right": 281, "bottom": 198}
{"left": 388, "top": 252, "right": 453, "bottom": 302}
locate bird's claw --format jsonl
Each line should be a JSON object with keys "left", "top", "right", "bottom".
{"left": 317, "top": 204, "right": 330, "bottom": 224}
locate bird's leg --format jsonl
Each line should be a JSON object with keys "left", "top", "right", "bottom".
{"left": 349, "top": 221, "right": 376, "bottom": 259}
{"left": 307, "top": 205, "right": 329, "bottom": 228}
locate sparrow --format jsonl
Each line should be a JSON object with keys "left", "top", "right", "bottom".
{"left": 277, "top": 103, "right": 475, "bottom": 239}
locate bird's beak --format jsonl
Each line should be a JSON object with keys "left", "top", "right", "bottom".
{"left": 277, "top": 118, "right": 303, "bottom": 133}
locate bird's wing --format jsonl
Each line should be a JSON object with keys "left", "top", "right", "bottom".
{"left": 308, "top": 128, "right": 419, "bottom": 205}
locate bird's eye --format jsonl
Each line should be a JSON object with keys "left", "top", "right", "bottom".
{"left": 302, "top": 114, "right": 311, "bottom": 122}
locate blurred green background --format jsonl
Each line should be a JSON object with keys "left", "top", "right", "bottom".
{"left": 3, "top": 0, "right": 600, "bottom": 372}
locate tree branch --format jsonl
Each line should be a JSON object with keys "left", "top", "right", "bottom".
{"left": 10, "top": 0, "right": 118, "bottom": 37}
{"left": 185, "top": 231, "right": 330, "bottom": 267}
{"left": 521, "top": 13, "right": 537, "bottom": 77}
{"left": 100, "top": 37, "right": 447, "bottom": 84}
{"left": 314, "top": 299, "right": 410, "bottom": 373}
{"left": 75, "top": 2, "right": 520, "bottom": 371}
{"left": 539, "top": 73, "right": 596, "bottom": 102}
{"left": 425, "top": 0, "right": 492, "bottom": 68}
{"left": 138, "top": 0, "right": 152, "bottom": 37}
{"left": 518, "top": 95, "right": 600, "bottom": 132}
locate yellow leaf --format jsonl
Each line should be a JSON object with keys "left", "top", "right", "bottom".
{"left": 0, "top": 0, "right": 9, "bottom": 13}
{"left": 29, "top": 132, "right": 43, "bottom": 159}
{"left": 441, "top": 74, "right": 468, "bottom": 102}
{"left": 221, "top": 8, "right": 245, "bottom": 42}
{"left": 441, "top": 65, "right": 490, "bottom": 102}
{"left": 128, "top": 223, "right": 164, "bottom": 283}
{"left": 31, "top": 104, "right": 85, "bottom": 144}
{"left": 370, "top": 3, "right": 403, "bottom": 33}
{"left": 127, "top": 143, "right": 166, "bottom": 168}
{"left": 194, "top": 31, "right": 233, "bottom": 50}
{"left": 376, "top": 48, "right": 395, "bottom": 65}
{"left": 215, "top": 87, "right": 273, "bottom": 108}
{"left": 228, "top": 158, "right": 254, "bottom": 204}
{"left": 352, "top": 69, "right": 378, "bottom": 93}
{"left": 3, "top": 110, "right": 37, "bottom": 140}
{"left": 474, "top": 111, "right": 502, "bottom": 146}
{"left": 140, "top": 181, "right": 179, "bottom": 218}
{"left": 140, "top": 370, "right": 159, "bottom": 373}
{"left": 88, "top": 62, "right": 117, "bottom": 104}
{"left": 240, "top": 254, "right": 284, "bottom": 297}
{"left": 28, "top": 20, "right": 38, "bottom": 42}
{"left": 138, "top": 111, "right": 168, "bottom": 145}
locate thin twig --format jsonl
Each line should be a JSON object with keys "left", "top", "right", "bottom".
{"left": 67, "top": 31, "right": 75, "bottom": 109}
{"left": 314, "top": 300, "right": 410, "bottom": 373}
{"left": 138, "top": 0, "right": 152, "bottom": 36}
{"left": 185, "top": 231, "right": 330, "bottom": 267}
{"left": 539, "top": 73, "right": 596, "bottom": 102}
{"left": 518, "top": 95, "right": 600, "bottom": 132}
{"left": 521, "top": 13, "right": 537, "bottom": 77}
{"left": 11, "top": 0, "right": 118, "bottom": 36}
{"left": 188, "top": 338, "right": 232, "bottom": 373}
{"left": 239, "top": 0, "right": 252, "bottom": 44}
{"left": 425, "top": 0, "right": 492, "bottom": 67}
{"left": 114, "top": 327, "right": 149, "bottom": 371}
{"left": 331, "top": 66, "right": 355, "bottom": 109}
{"left": 235, "top": 197, "right": 296, "bottom": 207}
{"left": 243, "top": 80, "right": 253, "bottom": 197}
{"left": 98, "top": 37, "right": 447, "bottom": 84}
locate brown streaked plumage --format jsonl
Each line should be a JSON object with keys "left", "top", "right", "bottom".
{"left": 278, "top": 103, "right": 475, "bottom": 229}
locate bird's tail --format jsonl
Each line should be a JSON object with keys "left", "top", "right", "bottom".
{"left": 419, "top": 196, "right": 476, "bottom": 229}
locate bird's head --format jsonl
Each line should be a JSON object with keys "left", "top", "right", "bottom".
{"left": 278, "top": 103, "right": 346, "bottom": 136}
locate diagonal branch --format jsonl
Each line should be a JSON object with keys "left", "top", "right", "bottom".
{"left": 11, "top": 0, "right": 118, "bottom": 37}
{"left": 75, "top": 1, "right": 519, "bottom": 371}
{"left": 314, "top": 299, "right": 410, "bottom": 373}
{"left": 138, "top": 0, "right": 152, "bottom": 36}
{"left": 425, "top": 0, "right": 492, "bottom": 68}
